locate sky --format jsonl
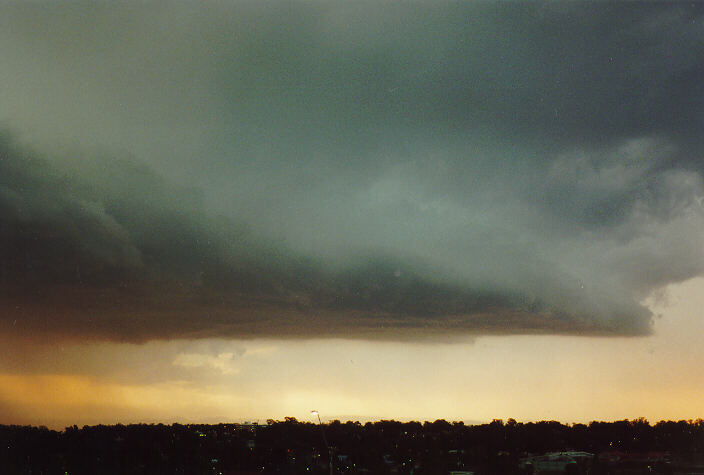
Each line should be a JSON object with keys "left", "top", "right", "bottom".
{"left": 1, "top": 2, "right": 704, "bottom": 428}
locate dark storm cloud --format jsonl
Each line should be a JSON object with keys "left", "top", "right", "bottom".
{"left": 1, "top": 3, "right": 703, "bottom": 341}
{"left": 0, "top": 132, "right": 560, "bottom": 340}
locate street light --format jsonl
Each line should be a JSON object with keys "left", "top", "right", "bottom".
{"left": 311, "top": 410, "right": 333, "bottom": 475}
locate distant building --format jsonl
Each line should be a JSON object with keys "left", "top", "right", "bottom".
{"left": 519, "top": 451, "right": 594, "bottom": 473}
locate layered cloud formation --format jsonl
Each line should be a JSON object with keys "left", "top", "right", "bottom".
{"left": 1, "top": 3, "right": 704, "bottom": 341}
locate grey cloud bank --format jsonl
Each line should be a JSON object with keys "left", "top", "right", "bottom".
{"left": 1, "top": 3, "right": 703, "bottom": 341}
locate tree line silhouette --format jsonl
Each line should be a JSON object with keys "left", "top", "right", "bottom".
{"left": 2, "top": 417, "right": 704, "bottom": 474}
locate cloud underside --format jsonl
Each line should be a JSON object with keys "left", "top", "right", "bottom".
{"left": 1, "top": 285, "right": 642, "bottom": 343}
{"left": 0, "top": 134, "right": 673, "bottom": 341}
{"left": 2, "top": 3, "right": 704, "bottom": 341}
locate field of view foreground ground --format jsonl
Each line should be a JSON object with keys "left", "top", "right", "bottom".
{"left": 4, "top": 418, "right": 704, "bottom": 474}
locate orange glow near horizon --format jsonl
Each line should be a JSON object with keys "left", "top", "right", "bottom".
{"left": 2, "top": 278, "right": 704, "bottom": 430}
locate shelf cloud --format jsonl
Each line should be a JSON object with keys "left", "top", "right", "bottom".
{"left": 2, "top": 3, "right": 704, "bottom": 341}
